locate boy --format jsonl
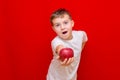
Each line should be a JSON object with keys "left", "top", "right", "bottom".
{"left": 47, "top": 8, "right": 88, "bottom": 80}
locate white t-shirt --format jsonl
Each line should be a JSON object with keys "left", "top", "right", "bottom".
{"left": 47, "top": 30, "right": 88, "bottom": 80}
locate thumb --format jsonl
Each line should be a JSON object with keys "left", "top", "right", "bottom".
{"left": 56, "top": 55, "right": 60, "bottom": 59}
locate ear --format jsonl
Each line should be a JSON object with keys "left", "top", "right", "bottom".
{"left": 71, "top": 20, "right": 74, "bottom": 27}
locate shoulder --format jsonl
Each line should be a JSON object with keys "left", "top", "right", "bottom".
{"left": 51, "top": 36, "right": 60, "bottom": 43}
{"left": 51, "top": 36, "right": 64, "bottom": 45}
{"left": 51, "top": 36, "right": 65, "bottom": 52}
{"left": 72, "top": 30, "right": 88, "bottom": 42}
{"left": 72, "top": 30, "right": 87, "bottom": 36}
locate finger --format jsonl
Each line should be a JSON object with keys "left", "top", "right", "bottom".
{"left": 60, "top": 58, "right": 67, "bottom": 65}
{"left": 56, "top": 55, "right": 60, "bottom": 59}
{"left": 71, "top": 57, "right": 74, "bottom": 62}
{"left": 66, "top": 58, "right": 72, "bottom": 65}
{"left": 66, "top": 57, "right": 74, "bottom": 65}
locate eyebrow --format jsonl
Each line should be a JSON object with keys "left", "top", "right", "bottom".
{"left": 53, "top": 23, "right": 60, "bottom": 26}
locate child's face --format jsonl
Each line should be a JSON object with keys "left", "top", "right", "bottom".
{"left": 52, "top": 14, "right": 74, "bottom": 40}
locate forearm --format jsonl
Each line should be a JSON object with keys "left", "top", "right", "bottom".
{"left": 56, "top": 45, "right": 65, "bottom": 55}
{"left": 82, "top": 42, "right": 87, "bottom": 50}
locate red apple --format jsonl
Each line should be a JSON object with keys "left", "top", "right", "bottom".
{"left": 59, "top": 48, "right": 74, "bottom": 61}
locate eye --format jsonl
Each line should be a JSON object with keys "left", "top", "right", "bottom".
{"left": 64, "top": 21, "right": 68, "bottom": 24}
{"left": 55, "top": 24, "right": 60, "bottom": 27}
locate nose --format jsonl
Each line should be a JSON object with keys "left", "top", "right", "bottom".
{"left": 60, "top": 24, "right": 65, "bottom": 30}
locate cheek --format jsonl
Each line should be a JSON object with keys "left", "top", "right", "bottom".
{"left": 67, "top": 23, "right": 72, "bottom": 27}
{"left": 67, "top": 24, "right": 73, "bottom": 29}
{"left": 53, "top": 27, "right": 58, "bottom": 32}
{"left": 54, "top": 28, "right": 61, "bottom": 34}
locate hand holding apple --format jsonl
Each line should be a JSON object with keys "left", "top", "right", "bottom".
{"left": 59, "top": 48, "right": 74, "bottom": 61}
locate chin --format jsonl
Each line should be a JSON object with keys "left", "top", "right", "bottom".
{"left": 61, "top": 36, "right": 70, "bottom": 40}
{"left": 59, "top": 34, "right": 71, "bottom": 40}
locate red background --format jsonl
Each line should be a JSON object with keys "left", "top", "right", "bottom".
{"left": 0, "top": 0, "right": 120, "bottom": 80}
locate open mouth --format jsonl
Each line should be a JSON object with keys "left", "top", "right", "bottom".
{"left": 62, "top": 31, "right": 67, "bottom": 34}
